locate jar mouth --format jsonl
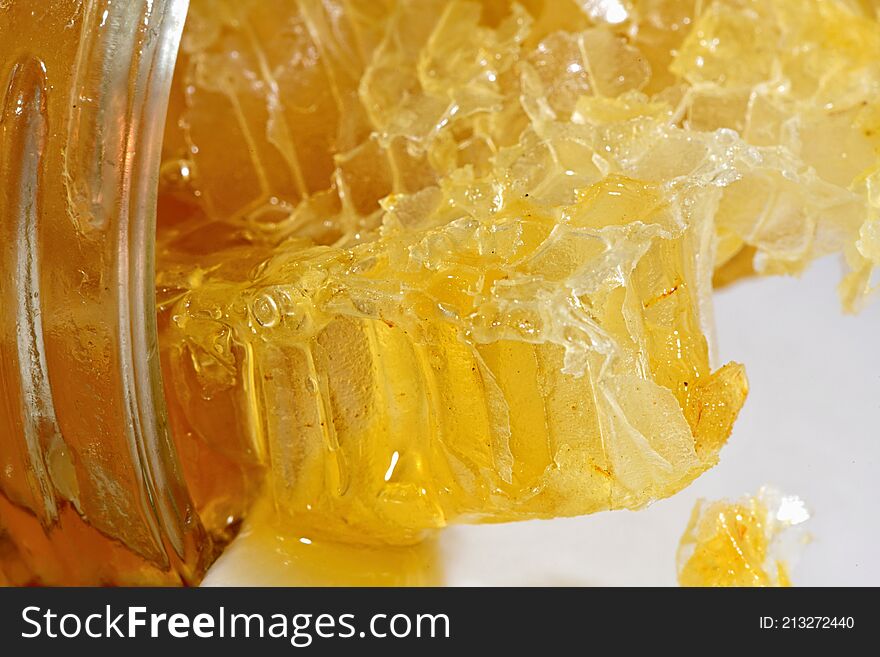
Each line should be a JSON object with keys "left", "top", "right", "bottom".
{"left": 64, "top": 0, "right": 204, "bottom": 574}
{"left": 1, "top": 0, "right": 206, "bottom": 584}
{"left": 116, "top": 0, "right": 204, "bottom": 572}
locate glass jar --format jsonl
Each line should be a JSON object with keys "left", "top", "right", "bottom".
{"left": 0, "top": 0, "right": 209, "bottom": 585}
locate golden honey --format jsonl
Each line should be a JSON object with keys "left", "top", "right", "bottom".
{"left": 1, "top": 0, "right": 878, "bottom": 584}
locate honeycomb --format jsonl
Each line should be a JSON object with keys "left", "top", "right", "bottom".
{"left": 677, "top": 488, "right": 810, "bottom": 587}
{"left": 155, "top": 0, "right": 879, "bottom": 547}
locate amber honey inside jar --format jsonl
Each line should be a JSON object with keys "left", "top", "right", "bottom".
{"left": 1, "top": 0, "right": 878, "bottom": 585}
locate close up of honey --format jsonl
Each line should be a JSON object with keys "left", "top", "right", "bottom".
{"left": 1, "top": 0, "right": 878, "bottom": 585}
{"left": 677, "top": 488, "right": 810, "bottom": 587}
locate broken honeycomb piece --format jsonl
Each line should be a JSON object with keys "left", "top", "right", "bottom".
{"left": 156, "top": 0, "right": 877, "bottom": 547}
{"left": 161, "top": 168, "right": 748, "bottom": 544}
{"left": 677, "top": 488, "right": 810, "bottom": 587}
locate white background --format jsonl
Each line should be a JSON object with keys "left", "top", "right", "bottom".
{"left": 206, "top": 257, "right": 879, "bottom": 586}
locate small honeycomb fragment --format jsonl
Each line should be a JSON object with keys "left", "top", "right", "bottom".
{"left": 155, "top": 0, "right": 879, "bottom": 546}
{"left": 677, "top": 488, "right": 811, "bottom": 587}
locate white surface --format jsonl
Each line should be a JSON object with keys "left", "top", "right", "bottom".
{"left": 205, "top": 257, "right": 880, "bottom": 586}
{"left": 440, "top": 257, "right": 880, "bottom": 586}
